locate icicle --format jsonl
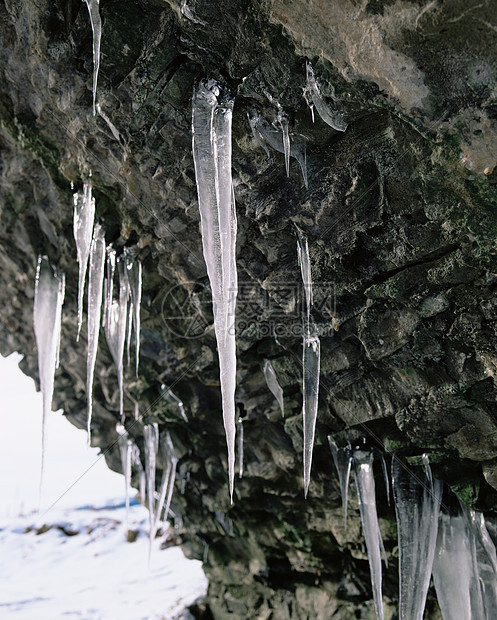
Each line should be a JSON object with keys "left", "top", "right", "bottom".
{"left": 180, "top": 0, "right": 208, "bottom": 25}
{"left": 34, "top": 256, "right": 65, "bottom": 496}
{"left": 263, "top": 359, "right": 284, "bottom": 417}
{"left": 104, "top": 247, "right": 116, "bottom": 333}
{"left": 302, "top": 331, "right": 320, "bottom": 498}
{"left": 132, "top": 443, "right": 146, "bottom": 505}
{"left": 278, "top": 112, "right": 291, "bottom": 176}
{"left": 104, "top": 256, "right": 129, "bottom": 422}
{"left": 469, "top": 509, "right": 497, "bottom": 618}
{"left": 328, "top": 437, "right": 352, "bottom": 526}
{"left": 192, "top": 79, "right": 238, "bottom": 502}
{"left": 86, "top": 223, "right": 105, "bottom": 444}
{"left": 237, "top": 417, "right": 244, "bottom": 479}
{"left": 433, "top": 507, "right": 484, "bottom": 620}
{"left": 124, "top": 248, "right": 142, "bottom": 377}
{"left": 144, "top": 423, "right": 159, "bottom": 562}
{"left": 96, "top": 104, "right": 120, "bottom": 141}
{"left": 353, "top": 448, "right": 384, "bottom": 620}
{"left": 73, "top": 181, "right": 95, "bottom": 341}
{"left": 392, "top": 456, "right": 442, "bottom": 620}
{"left": 296, "top": 227, "right": 313, "bottom": 321}
{"left": 84, "top": 0, "right": 102, "bottom": 115}
{"left": 161, "top": 384, "right": 188, "bottom": 422}
{"left": 153, "top": 432, "right": 177, "bottom": 539}
{"left": 305, "top": 61, "right": 348, "bottom": 132}
{"left": 117, "top": 423, "right": 132, "bottom": 537}
{"left": 248, "top": 110, "right": 308, "bottom": 187}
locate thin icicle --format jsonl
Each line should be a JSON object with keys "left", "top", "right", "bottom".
{"left": 192, "top": 79, "right": 238, "bottom": 502}
{"left": 433, "top": 507, "right": 484, "bottom": 620}
{"left": 305, "top": 61, "right": 348, "bottom": 132}
{"left": 180, "top": 0, "right": 208, "bottom": 25}
{"left": 86, "top": 223, "right": 105, "bottom": 444}
{"left": 34, "top": 256, "right": 65, "bottom": 497}
{"left": 353, "top": 448, "right": 384, "bottom": 620}
{"left": 392, "top": 456, "right": 442, "bottom": 620}
{"left": 296, "top": 227, "right": 313, "bottom": 321}
{"left": 278, "top": 112, "right": 291, "bottom": 176}
{"left": 263, "top": 359, "right": 285, "bottom": 417}
{"left": 84, "top": 0, "right": 102, "bottom": 115}
{"left": 73, "top": 181, "right": 95, "bottom": 341}
{"left": 302, "top": 331, "right": 320, "bottom": 498}
{"left": 104, "top": 247, "right": 116, "bottom": 332}
{"left": 469, "top": 509, "right": 497, "bottom": 618}
{"left": 161, "top": 384, "right": 188, "bottom": 422}
{"left": 153, "top": 432, "right": 177, "bottom": 539}
{"left": 104, "top": 256, "right": 129, "bottom": 422}
{"left": 237, "top": 417, "right": 244, "bottom": 479}
{"left": 117, "top": 423, "right": 132, "bottom": 537}
{"left": 248, "top": 110, "right": 308, "bottom": 187}
{"left": 124, "top": 248, "right": 142, "bottom": 377}
{"left": 144, "top": 423, "right": 159, "bottom": 562}
{"left": 328, "top": 437, "right": 352, "bottom": 526}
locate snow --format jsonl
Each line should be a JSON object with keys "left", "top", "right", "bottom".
{"left": 0, "top": 353, "right": 207, "bottom": 618}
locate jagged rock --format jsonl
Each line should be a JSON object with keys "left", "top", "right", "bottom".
{"left": 1, "top": 0, "right": 497, "bottom": 617}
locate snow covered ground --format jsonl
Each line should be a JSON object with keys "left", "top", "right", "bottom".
{"left": 0, "top": 354, "right": 207, "bottom": 619}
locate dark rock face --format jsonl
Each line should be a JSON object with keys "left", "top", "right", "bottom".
{"left": 1, "top": 0, "right": 497, "bottom": 617}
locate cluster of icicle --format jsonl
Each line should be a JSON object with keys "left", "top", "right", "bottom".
{"left": 328, "top": 438, "right": 497, "bottom": 620}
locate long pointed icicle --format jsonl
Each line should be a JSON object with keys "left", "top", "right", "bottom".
{"left": 34, "top": 256, "right": 65, "bottom": 495}
{"left": 192, "top": 79, "right": 238, "bottom": 502}
{"left": 354, "top": 448, "right": 384, "bottom": 620}
{"left": 153, "top": 432, "right": 177, "bottom": 539}
{"left": 84, "top": 0, "right": 102, "bottom": 115}
{"left": 117, "top": 423, "right": 132, "bottom": 537}
{"left": 144, "top": 423, "right": 159, "bottom": 562}
{"left": 302, "top": 332, "right": 320, "bottom": 498}
{"left": 296, "top": 228, "right": 313, "bottom": 321}
{"left": 328, "top": 437, "right": 352, "bottom": 526}
{"left": 263, "top": 359, "right": 285, "bottom": 417}
{"left": 392, "top": 456, "right": 442, "bottom": 620}
{"left": 237, "top": 417, "right": 244, "bottom": 479}
{"left": 468, "top": 509, "right": 497, "bottom": 617}
{"left": 73, "top": 181, "right": 95, "bottom": 341}
{"left": 125, "top": 248, "right": 142, "bottom": 377}
{"left": 86, "top": 223, "right": 105, "bottom": 444}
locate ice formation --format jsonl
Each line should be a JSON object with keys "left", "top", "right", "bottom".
{"left": 104, "top": 254, "right": 129, "bottom": 422}
{"left": 392, "top": 456, "right": 442, "bottom": 620}
{"left": 144, "top": 423, "right": 159, "bottom": 560}
{"left": 328, "top": 437, "right": 352, "bottom": 526}
{"left": 73, "top": 181, "right": 95, "bottom": 341}
{"left": 180, "top": 0, "right": 207, "bottom": 25}
{"left": 353, "top": 448, "right": 384, "bottom": 620}
{"left": 124, "top": 248, "right": 142, "bottom": 377}
{"left": 296, "top": 227, "right": 313, "bottom": 321}
{"left": 153, "top": 432, "right": 177, "bottom": 539}
{"left": 263, "top": 359, "right": 284, "bottom": 417}
{"left": 192, "top": 79, "right": 238, "bottom": 502}
{"left": 161, "top": 384, "right": 188, "bottom": 422}
{"left": 34, "top": 256, "right": 65, "bottom": 490}
{"left": 304, "top": 61, "right": 348, "bottom": 132}
{"left": 302, "top": 332, "right": 320, "bottom": 498}
{"left": 237, "top": 417, "right": 244, "bottom": 479}
{"left": 248, "top": 110, "right": 308, "bottom": 187}
{"left": 117, "top": 423, "right": 132, "bottom": 536}
{"left": 469, "top": 508, "right": 497, "bottom": 617}
{"left": 84, "top": 0, "right": 102, "bottom": 115}
{"left": 86, "top": 223, "right": 105, "bottom": 443}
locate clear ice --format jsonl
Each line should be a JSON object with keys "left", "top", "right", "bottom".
{"left": 296, "top": 227, "right": 313, "bottom": 321}
{"left": 237, "top": 417, "right": 244, "bottom": 479}
{"left": 117, "top": 423, "right": 132, "bottom": 536}
{"left": 73, "top": 181, "right": 95, "bottom": 341}
{"left": 305, "top": 61, "right": 348, "bottom": 132}
{"left": 432, "top": 507, "right": 484, "bottom": 620}
{"left": 144, "top": 423, "right": 159, "bottom": 561}
{"left": 353, "top": 448, "right": 384, "bottom": 620}
{"left": 34, "top": 256, "right": 65, "bottom": 492}
{"left": 180, "top": 0, "right": 207, "bottom": 25}
{"left": 263, "top": 359, "right": 284, "bottom": 417}
{"left": 248, "top": 110, "right": 308, "bottom": 187}
{"left": 153, "top": 431, "right": 177, "bottom": 539}
{"left": 161, "top": 384, "right": 188, "bottom": 422}
{"left": 392, "top": 456, "right": 442, "bottom": 620}
{"left": 86, "top": 223, "right": 105, "bottom": 444}
{"left": 328, "top": 437, "right": 352, "bottom": 526}
{"left": 302, "top": 331, "right": 320, "bottom": 498}
{"left": 124, "top": 248, "right": 142, "bottom": 377}
{"left": 84, "top": 0, "right": 102, "bottom": 115}
{"left": 192, "top": 79, "right": 238, "bottom": 502}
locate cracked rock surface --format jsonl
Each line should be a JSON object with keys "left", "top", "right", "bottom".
{"left": 1, "top": 0, "right": 497, "bottom": 617}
